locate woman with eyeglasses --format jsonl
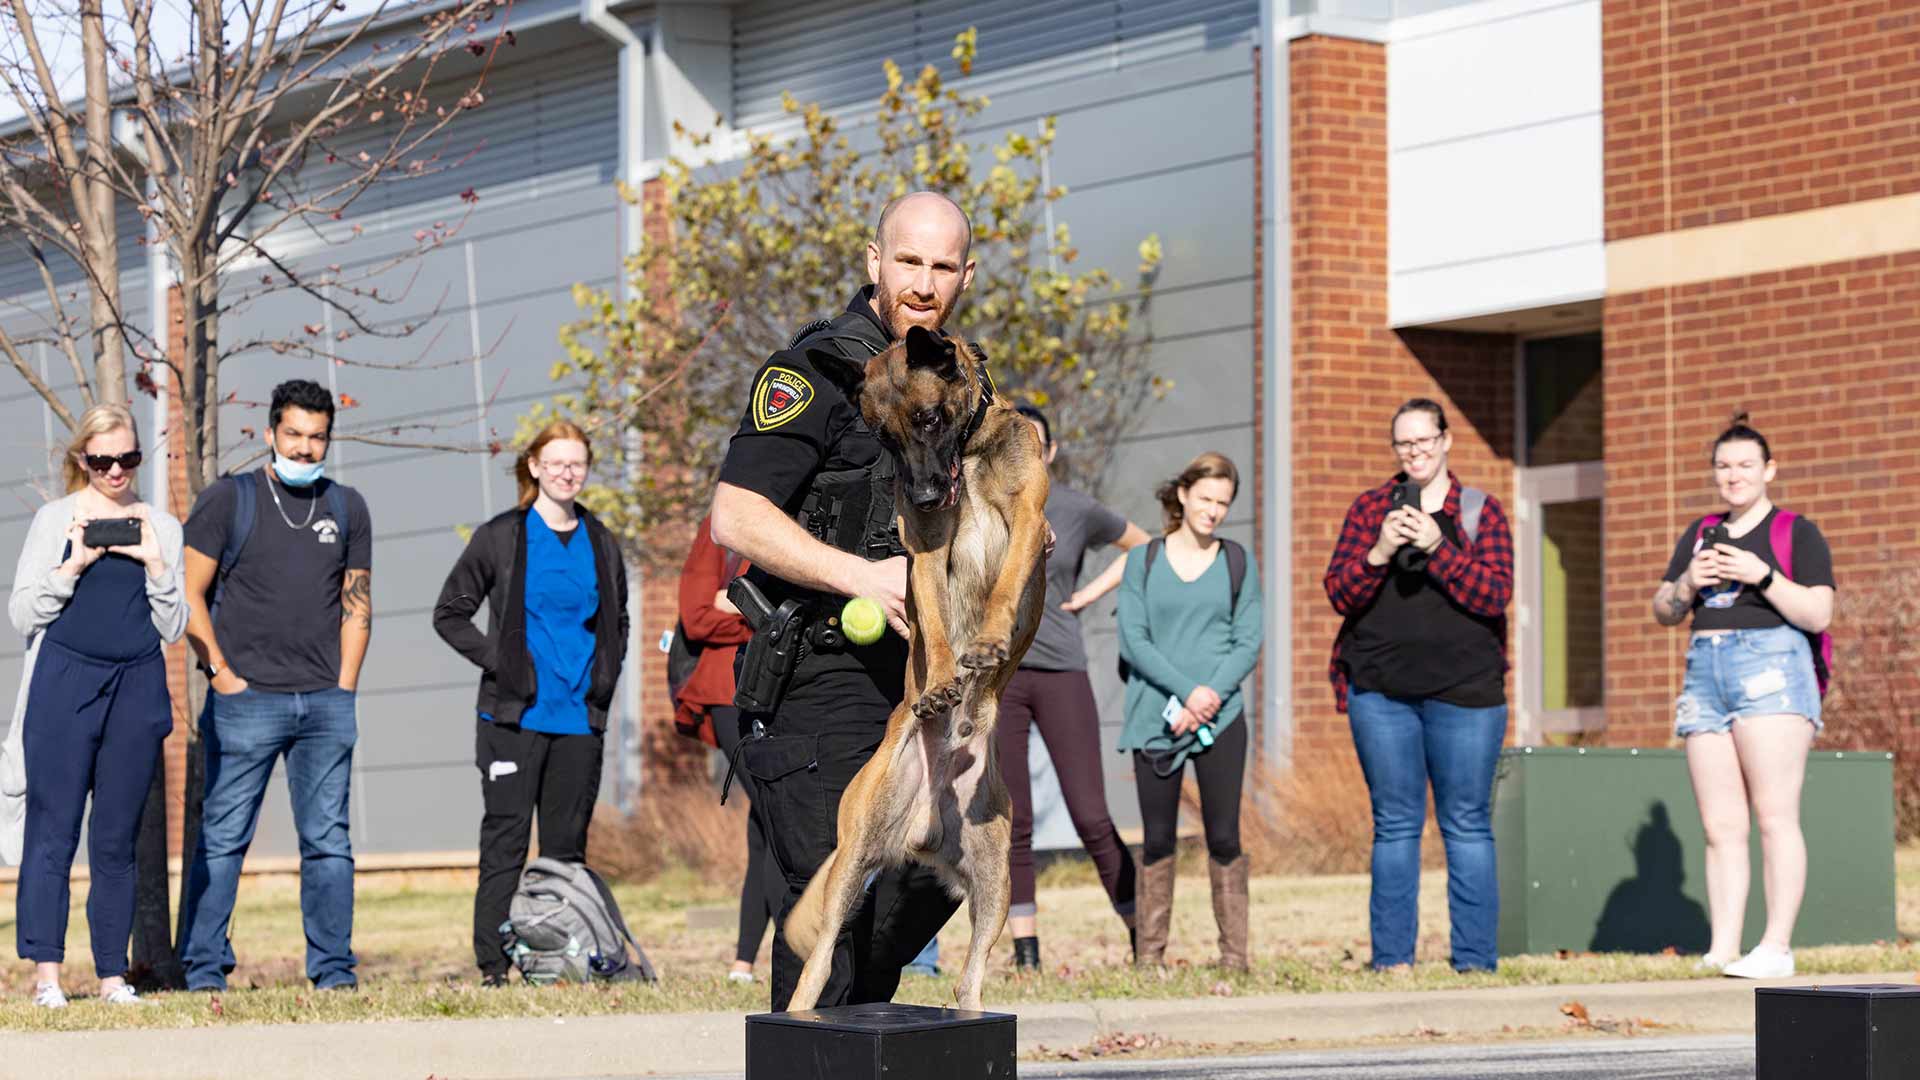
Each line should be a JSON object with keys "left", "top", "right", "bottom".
{"left": 433, "top": 420, "right": 630, "bottom": 985}
{"left": 1323, "top": 398, "right": 1514, "bottom": 973}
{"left": 3, "top": 404, "right": 186, "bottom": 1007}
{"left": 1115, "top": 451, "right": 1263, "bottom": 970}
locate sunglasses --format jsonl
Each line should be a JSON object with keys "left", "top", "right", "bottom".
{"left": 81, "top": 450, "right": 144, "bottom": 473}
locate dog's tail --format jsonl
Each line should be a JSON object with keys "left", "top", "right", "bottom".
{"left": 783, "top": 848, "right": 839, "bottom": 958}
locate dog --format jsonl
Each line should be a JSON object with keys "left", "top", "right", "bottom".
{"left": 780, "top": 324, "right": 1051, "bottom": 1012}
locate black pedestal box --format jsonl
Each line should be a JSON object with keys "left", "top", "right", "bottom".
{"left": 745, "top": 1002, "right": 1016, "bottom": 1080}
{"left": 1756, "top": 984, "right": 1920, "bottom": 1079}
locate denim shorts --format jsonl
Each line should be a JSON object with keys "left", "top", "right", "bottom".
{"left": 1675, "top": 625, "right": 1822, "bottom": 736}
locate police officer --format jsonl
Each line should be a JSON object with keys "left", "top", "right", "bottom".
{"left": 710, "top": 191, "right": 976, "bottom": 1011}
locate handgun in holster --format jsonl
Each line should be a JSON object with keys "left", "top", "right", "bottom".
{"left": 729, "top": 577, "right": 806, "bottom": 715}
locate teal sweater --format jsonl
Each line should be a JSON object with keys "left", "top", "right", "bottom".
{"left": 1115, "top": 540, "right": 1264, "bottom": 763}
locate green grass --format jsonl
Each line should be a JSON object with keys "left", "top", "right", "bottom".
{"left": 1, "top": 849, "right": 1915, "bottom": 1032}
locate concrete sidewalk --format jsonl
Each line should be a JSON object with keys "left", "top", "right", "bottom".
{"left": 19, "top": 972, "right": 1906, "bottom": 1080}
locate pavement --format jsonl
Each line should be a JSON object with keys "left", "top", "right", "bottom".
{"left": 16, "top": 973, "right": 1904, "bottom": 1079}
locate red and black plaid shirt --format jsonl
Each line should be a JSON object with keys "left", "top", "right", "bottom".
{"left": 1322, "top": 473, "right": 1514, "bottom": 712}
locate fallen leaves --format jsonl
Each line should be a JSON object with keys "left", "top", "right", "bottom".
{"left": 1561, "top": 999, "right": 1669, "bottom": 1036}
{"left": 1036, "top": 1031, "right": 1173, "bottom": 1062}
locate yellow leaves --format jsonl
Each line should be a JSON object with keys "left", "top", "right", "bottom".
{"left": 885, "top": 59, "right": 903, "bottom": 94}
{"left": 952, "top": 27, "right": 978, "bottom": 75}
{"left": 1138, "top": 233, "right": 1164, "bottom": 275}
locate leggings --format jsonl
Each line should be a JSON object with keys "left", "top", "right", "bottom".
{"left": 1133, "top": 717, "right": 1247, "bottom": 866}
{"left": 996, "top": 668, "right": 1136, "bottom": 918}
{"left": 714, "top": 706, "right": 778, "bottom": 964}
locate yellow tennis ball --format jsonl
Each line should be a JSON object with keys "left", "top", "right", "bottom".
{"left": 841, "top": 597, "right": 887, "bottom": 646}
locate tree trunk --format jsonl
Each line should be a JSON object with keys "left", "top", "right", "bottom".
{"left": 129, "top": 766, "right": 183, "bottom": 989}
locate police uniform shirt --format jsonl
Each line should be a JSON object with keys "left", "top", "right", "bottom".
{"left": 717, "top": 286, "right": 908, "bottom": 692}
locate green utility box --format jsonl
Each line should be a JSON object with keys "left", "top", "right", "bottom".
{"left": 1493, "top": 746, "right": 1895, "bottom": 957}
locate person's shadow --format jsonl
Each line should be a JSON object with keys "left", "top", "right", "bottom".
{"left": 1591, "top": 802, "right": 1711, "bottom": 953}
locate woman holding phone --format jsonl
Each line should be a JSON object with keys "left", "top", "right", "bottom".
{"left": 1323, "top": 398, "right": 1513, "bottom": 974}
{"left": 1653, "top": 414, "right": 1833, "bottom": 979}
{"left": 2, "top": 404, "right": 187, "bottom": 1007}
{"left": 1115, "top": 451, "right": 1263, "bottom": 971}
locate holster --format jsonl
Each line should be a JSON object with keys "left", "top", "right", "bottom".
{"left": 729, "top": 577, "right": 806, "bottom": 715}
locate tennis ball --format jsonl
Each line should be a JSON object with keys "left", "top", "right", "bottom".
{"left": 841, "top": 597, "right": 887, "bottom": 646}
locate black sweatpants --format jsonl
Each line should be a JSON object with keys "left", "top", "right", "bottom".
{"left": 472, "top": 719, "right": 604, "bottom": 976}
{"left": 712, "top": 705, "right": 780, "bottom": 965}
{"left": 1133, "top": 718, "right": 1247, "bottom": 866}
{"left": 737, "top": 670, "right": 961, "bottom": 1012}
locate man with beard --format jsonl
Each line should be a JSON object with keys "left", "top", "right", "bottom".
{"left": 710, "top": 191, "right": 974, "bottom": 1011}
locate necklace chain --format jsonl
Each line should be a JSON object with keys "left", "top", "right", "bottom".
{"left": 265, "top": 469, "right": 318, "bottom": 530}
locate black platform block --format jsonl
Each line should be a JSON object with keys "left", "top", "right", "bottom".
{"left": 1756, "top": 984, "right": 1920, "bottom": 1080}
{"left": 745, "top": 1002, "right": 1016, "bottom": 1080}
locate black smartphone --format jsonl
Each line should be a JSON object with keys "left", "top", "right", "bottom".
{"left": 1391, "top": 481, "right": 1421, "bottom": 510}
{"left": 1701, "top": 523, "right": 1730, "bottom": 549}
{"left": 82, "top": 517, "right": 141, "bottom": 549}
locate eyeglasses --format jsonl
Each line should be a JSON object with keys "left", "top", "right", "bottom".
{"left": 1390, "top": 434, "right": 1443, "bottom": 456}
{"left": 81, "top": 450, "right": 144, "bottom": 473}
{"left": 539, "top": 461, "right": 589, "bottom": 477}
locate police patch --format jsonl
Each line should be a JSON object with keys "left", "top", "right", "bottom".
{"left": 752, "top": 366, "right": 815, "bottom": 432}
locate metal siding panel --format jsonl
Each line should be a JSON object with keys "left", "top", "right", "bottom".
{"left": 733, "top": 0, "right": 1257, "bottom": 129}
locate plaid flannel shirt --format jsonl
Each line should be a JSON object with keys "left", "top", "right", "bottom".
{"left": 1322, "top": 473, "right": 1514, "bottom": 711}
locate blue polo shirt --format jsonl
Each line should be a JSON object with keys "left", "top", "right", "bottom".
{"left": 518, "top": 512, "right": 599, "bottom": 735}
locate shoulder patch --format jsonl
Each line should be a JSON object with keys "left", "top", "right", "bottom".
{"left": 751, "top": 365, "right": 816, "bottom": 432}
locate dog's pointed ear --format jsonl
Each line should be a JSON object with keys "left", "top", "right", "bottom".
{"left": 805, "top": 348, "right": 865, "bottom": 403}
{"left": 904, "top": 325, "right": 963, "bottom": 383}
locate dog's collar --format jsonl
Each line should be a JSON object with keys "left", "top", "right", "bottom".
{"left": 958, "top": 358, "right": 997, "bottom": 451}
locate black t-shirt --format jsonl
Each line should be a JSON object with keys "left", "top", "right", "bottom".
{"left": 184, "top": 470, "right": 373, "bottom": 692}
{"left": 1341, "top": 510, "right": 1506, "bottom": 707}
{"left": 1662, "top": 508, "right": 1834, "bottom": 630}
{"left": 715, "top": 288, "right": 908, "bottom": 698}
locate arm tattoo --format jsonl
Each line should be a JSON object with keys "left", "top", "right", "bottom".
{"left": 342, "top": 569, "right": 372, "bottom": 630}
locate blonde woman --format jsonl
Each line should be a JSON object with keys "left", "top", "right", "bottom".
{"left": 3, "top": 405, "right": 186, "bottom": 1007}
{"left": 433, "top": 420, "right": 630, "bottom": 984}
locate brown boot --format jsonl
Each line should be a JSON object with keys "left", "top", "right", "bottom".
{"left": 1134, "top": 856, "right": 1176, "bottom": 967}
{"left": 1209, "top": 855, "right": 1250, "bottom": 972}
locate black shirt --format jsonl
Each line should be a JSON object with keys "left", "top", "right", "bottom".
{"left": 1340, "top": 510, "right": 1506, "bottom": 707}
{"left": 184, "top": 470, "right": 373, "bottom": 692}
{"left": 1662, "top": 508, "right": 1834, "bottom": 630}
{"left": 716, "top": 286, "right": 908, "bottom": 697}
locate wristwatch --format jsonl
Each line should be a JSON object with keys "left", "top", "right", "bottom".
{"left": 1755, "top": 568, "right": 1776, "bottom": 592}
{"left": 198, "top": 659, "right": 223, "bottom": 679}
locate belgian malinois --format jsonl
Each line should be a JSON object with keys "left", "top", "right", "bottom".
{"left": 781, "top": 325, "right": 1050, "bottom": 1012}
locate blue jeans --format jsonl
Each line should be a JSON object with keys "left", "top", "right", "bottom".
{"left": 179, "top": 686, "right": 359, "bottom": 990}
{"left": 1347, "top": 690, "right": 1507, "bottom": 972}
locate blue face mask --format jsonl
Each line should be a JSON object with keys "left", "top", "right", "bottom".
{"left": 272, "top": 451, "right": 326, "bottom": 488}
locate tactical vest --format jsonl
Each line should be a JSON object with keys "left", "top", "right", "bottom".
{"left": 788, "top": 316, "right": 909, "bottom": 563}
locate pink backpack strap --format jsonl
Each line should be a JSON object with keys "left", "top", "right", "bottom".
{"left": 1770, "top": 509, "right": 1797, "bottom": 579}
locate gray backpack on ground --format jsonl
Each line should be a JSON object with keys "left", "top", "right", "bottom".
{"left": 503, "top": 858, "right": 659, "bottom": 984}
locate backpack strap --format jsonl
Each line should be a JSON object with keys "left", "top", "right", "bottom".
{"left": 212, "top": 471, "right": 260, "bottom": 617}
{"left": 325, "top": 481, "right": 351, "bottom": 554}
{"left": 1769, "top": 510, "right": 1797, "bottom": 580}
{"left": 1223, "top": 539, "right": 1247, "bottom": 611}
{"left": 1141, "top": 537, "right": 1164, "bottom": 582}
{"left": 1459, "top": 487, "right": 1487, "bottom": 548}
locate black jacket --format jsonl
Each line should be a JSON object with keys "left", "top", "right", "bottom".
{"left": 432, "top": 506, "right": 630, "bottom": 730}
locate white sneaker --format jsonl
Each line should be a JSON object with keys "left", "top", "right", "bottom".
{"left": 727, "top": 969, "right": 756, "bottom": 984}
{"left": 1723, "top": 945, "right": 1794, "bottom": 979}
{"left": 100, "top": 984, "right": 145, "bottom": 1005}
{"left": 1692, "top": 953, "right": 1733, "bottom": 973}
{"left": 33, "top": 983, "right": 67, "bottom": 1009}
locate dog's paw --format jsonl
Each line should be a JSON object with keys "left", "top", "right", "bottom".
{"left": 912, "top": 681, "right": 963, "bottom": 721}
{"left": 959, "top": 637, "right": 1010, "bottom": 671}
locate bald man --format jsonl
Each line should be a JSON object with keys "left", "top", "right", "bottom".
{"left": 710, "top": 191, "right": 977, "bottom": 1011}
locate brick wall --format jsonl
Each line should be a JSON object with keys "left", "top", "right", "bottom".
{"left": 1603, "top": 0, "right": 1920, "bottom": 242}
{"left": 1600, "top": 252, "right": 1920, "bottom": 742}
{"left": 1287, "top": 36, "right": 1517, "bottom": 752}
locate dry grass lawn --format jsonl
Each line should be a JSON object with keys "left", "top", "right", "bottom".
{"left": 0, "top": 844, "right": 1915, "bottom": 1031}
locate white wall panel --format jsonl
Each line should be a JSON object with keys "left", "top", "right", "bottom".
{"left": 1386, "top": 0, "right": 1604, "bottom": 326}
